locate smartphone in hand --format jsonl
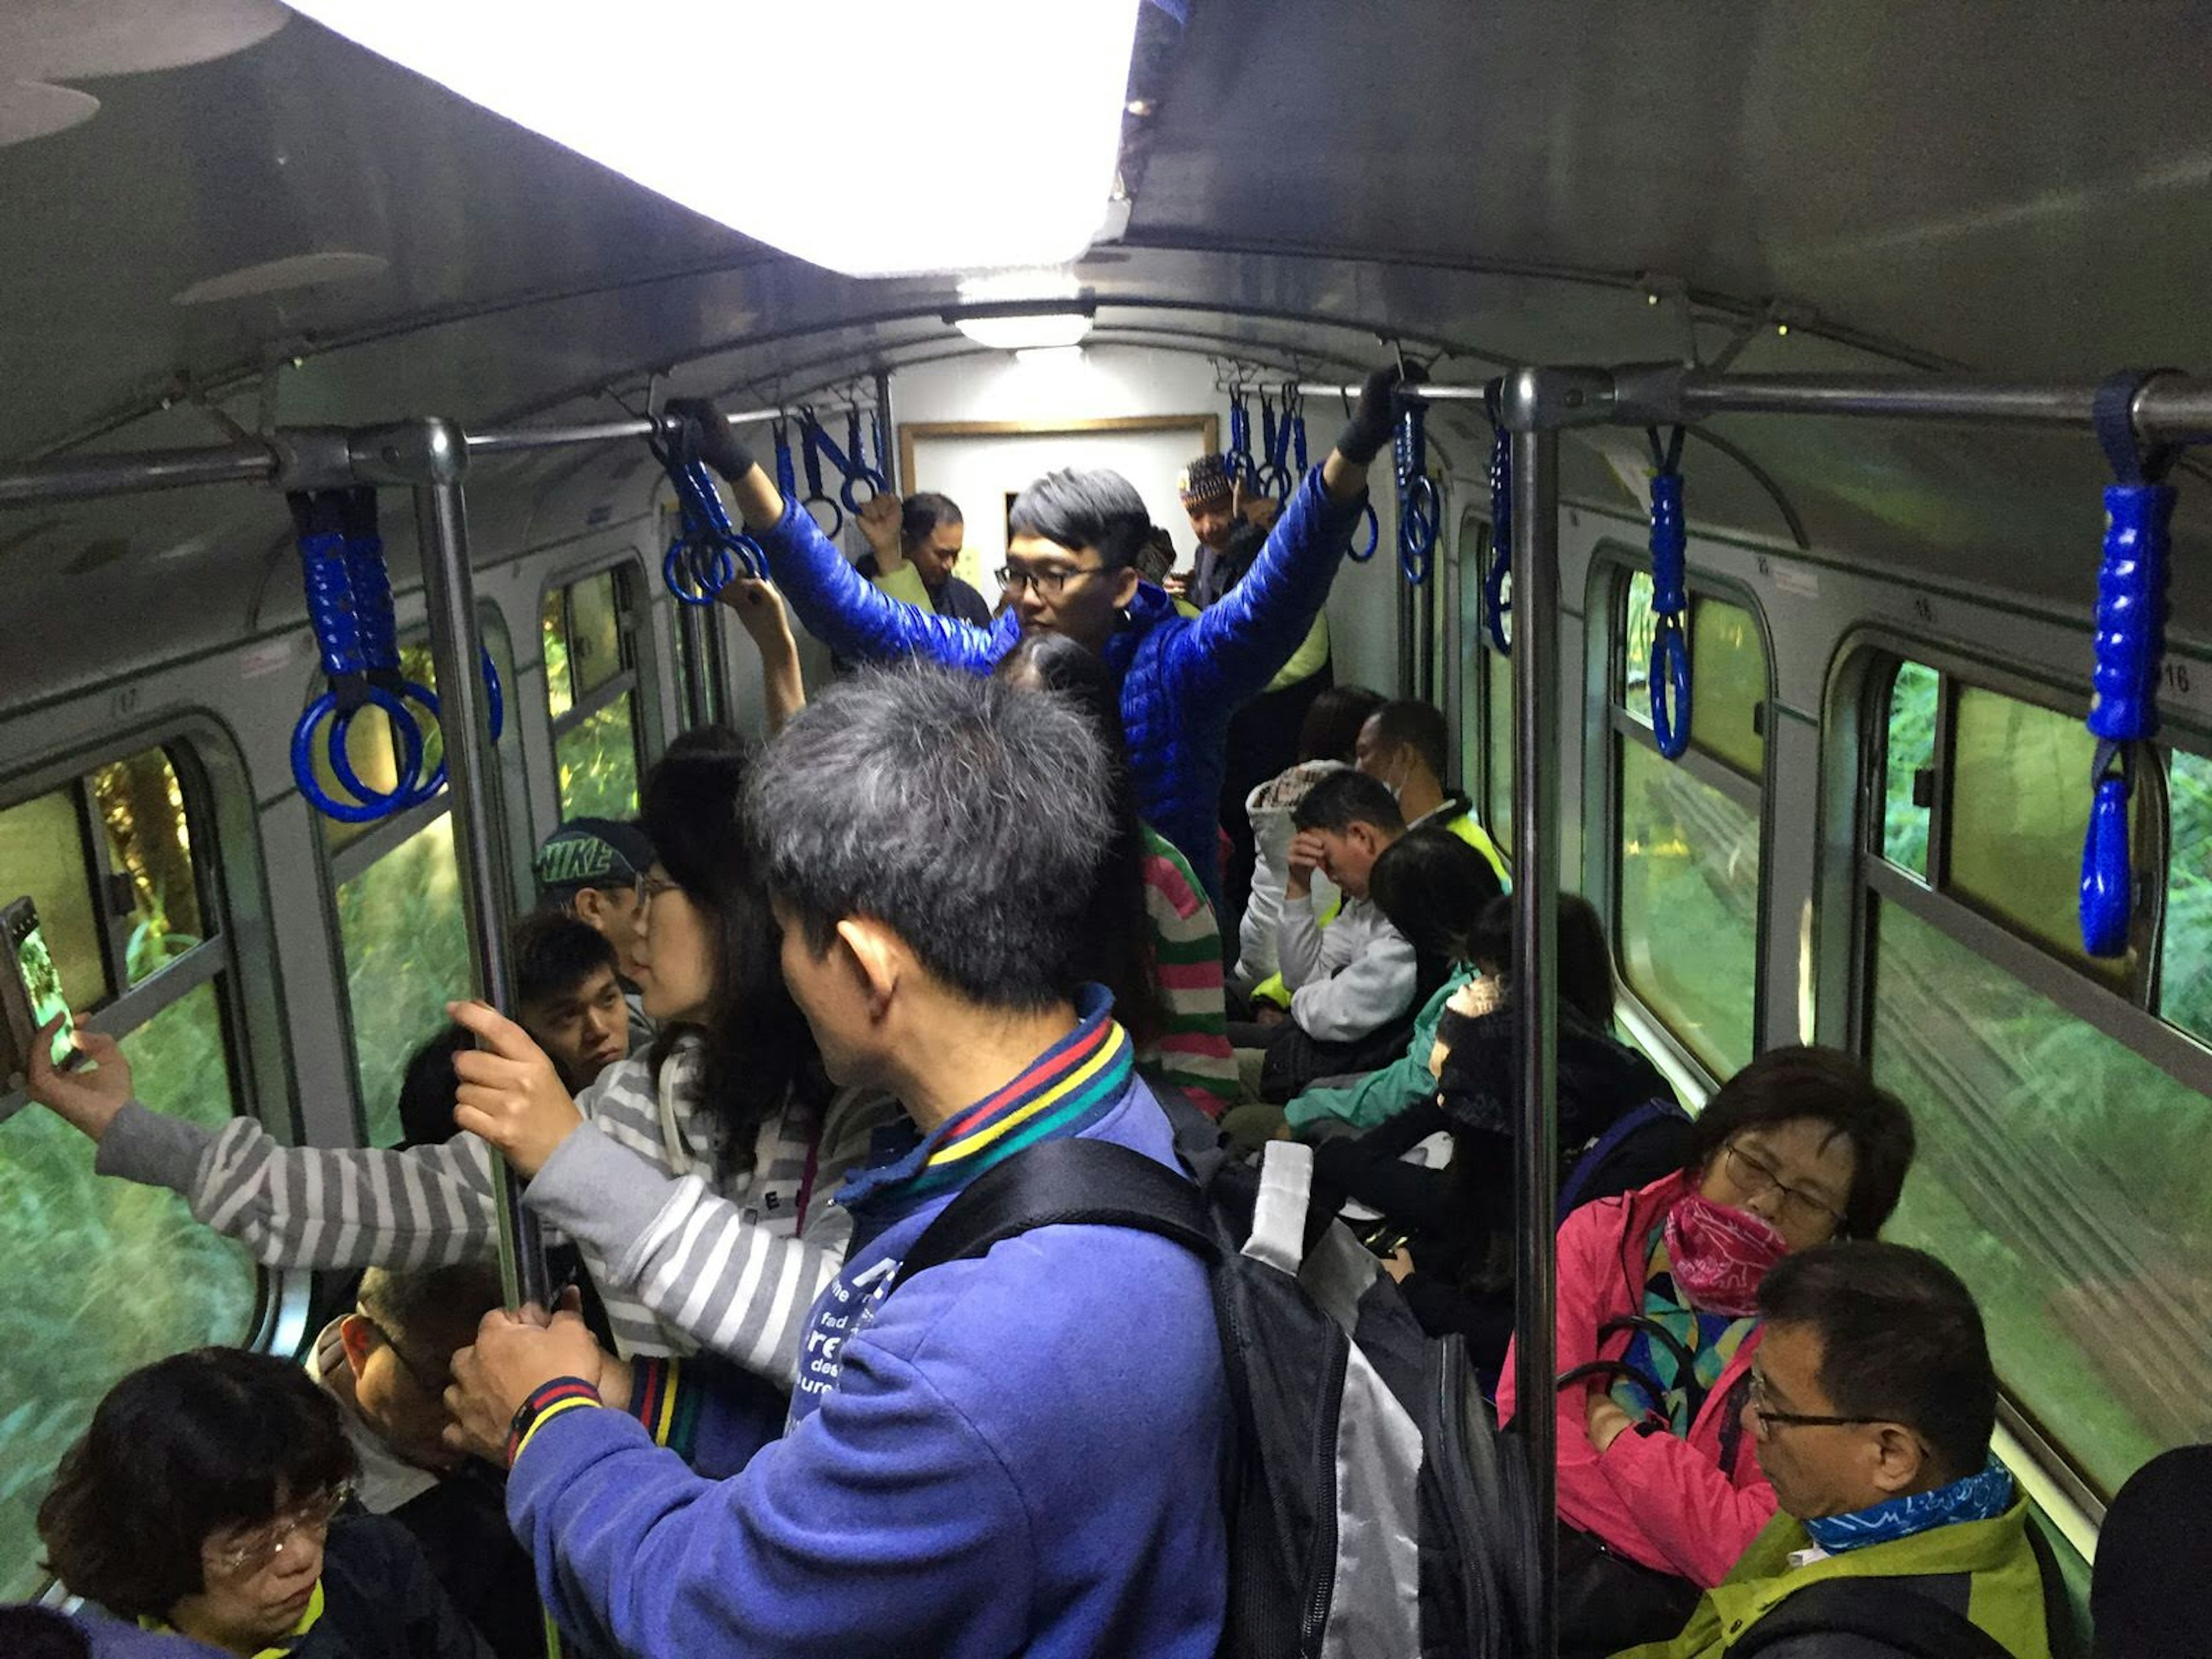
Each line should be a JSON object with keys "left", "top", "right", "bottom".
{"left": 1, "top": 895, "right": 83, "bottom": 1079}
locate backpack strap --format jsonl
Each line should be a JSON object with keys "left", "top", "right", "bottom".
{"left": 888, "top": 1137, "right": 1217, "bottom": 1294}
{"left": 1729, "top": 1575, "right": 2014, "bottom": 1659}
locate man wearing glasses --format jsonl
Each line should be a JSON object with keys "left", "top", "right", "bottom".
{"left": 671, "top": 366, "right": 1404, "bottom": 898}
{"left": 1619, "top": 1242, "right": 2051, "bottom": 1658}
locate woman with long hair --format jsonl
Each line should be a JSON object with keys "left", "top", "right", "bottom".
{"left": 28, "top": 737, "right": 900, "bottom": 1380}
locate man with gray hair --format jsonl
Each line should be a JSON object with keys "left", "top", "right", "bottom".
{"left": 445, "top": 665, "right": 1229, "bottom": 1659}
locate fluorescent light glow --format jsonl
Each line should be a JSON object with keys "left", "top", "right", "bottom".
{"left": 953, "top": 270, "right": 1094, "bottom": 349}
{"left": 1014, "top": 346, "right": 1088, "bottom": 369}
{"left": 281, "top": 1, "right": 1143, "bottom": 277}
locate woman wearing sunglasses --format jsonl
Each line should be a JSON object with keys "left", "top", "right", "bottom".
{"left": 1497, "top": 1046, "right": 1918, "bottom": 1659}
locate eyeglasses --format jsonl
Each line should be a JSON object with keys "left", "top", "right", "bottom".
{"left": 355, "top": 1312, "right": 451, "bottom": 1397}
{"left": 205, "top": 1483, "right": 355, "bottom": 1578}
{"left": 1744, "top": 1371, "right": 1886, "bottom": 1441}
{"left": 995, "top": 561, "right": 1108, "bottom": 599}
{"left": 637, "top": 874, "right": 681, "bottom": 905}
{"left": 1721, "top": 1141, "right": 1845, "bottom": 1232}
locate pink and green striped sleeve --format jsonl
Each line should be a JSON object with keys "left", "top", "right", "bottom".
{"left": 1137, "top": 825, "right": 1238, "bottom": 1119}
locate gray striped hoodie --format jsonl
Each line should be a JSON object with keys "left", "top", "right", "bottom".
{"left": 94, "top": 1035, "right": 903, "bottom": 1376}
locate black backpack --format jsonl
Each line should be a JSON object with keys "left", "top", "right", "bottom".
{"left": 1731, "top": 1577, "right": 2016, "bottom": 1657}
{"left": 893, "top": 1136, "right": 1522, "bottom": 1659}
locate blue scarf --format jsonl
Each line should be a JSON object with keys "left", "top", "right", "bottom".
{"left": 1802, "top": 1457, "right": 2015, "bottom": 1554}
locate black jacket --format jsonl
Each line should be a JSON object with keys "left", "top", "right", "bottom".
{"left": 290, "top": 1516, "right": 489, "bottom": 1659}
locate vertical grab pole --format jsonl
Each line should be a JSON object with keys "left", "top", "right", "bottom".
{"left": 874, "top": 367, "right": 903, "bottom": 495}
{"left": 678, "top": 603, "right": 718, "bottom": 730}
{"left": 1508, "top": 407, "right": 1561, "bottom": 1659}
{"left": 397, "top": 421, "right": 552, "bottom": 1312}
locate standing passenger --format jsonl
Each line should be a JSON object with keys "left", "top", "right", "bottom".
{"left": 850, "top": 490, "right": 993, "bottom": 626}
{"left": 662, "top": 363, "right": 1404, "bottom": 897}
{"left": 532, "top": 817, "right": 657, "bottom": 1050}
{"left": 443, "top": 667, "right": 1226, "bottom": 1659}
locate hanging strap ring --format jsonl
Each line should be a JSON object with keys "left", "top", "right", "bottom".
{"left": 834, "top": 407, "right": 889, "bottom": 513}
{"left": 1646, "top": 425, "right": 1692, "bottom": 759}
{"left": 1349, "top": 502, "right": 1380, "bottom": 563}
{"left": 796, "top": 411, "right": 846, "bottom": 540}
{"left": 293, "top": 685, "right": 429, "bottom": 824}
{"left": 340, "top": 681, "right": 445, "bottom": 809}
{"left": 2080, "top": 369, "right": 2182, "bottom": 957}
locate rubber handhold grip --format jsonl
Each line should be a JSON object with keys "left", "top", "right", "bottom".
{"left": 2087, "top": 483, "right": 2175, "bottom": 745}
{"left": 1649, "top": 471, "right": 1688, "bottom": 616}
{"left": 2080, "top": 770, "right": 2134, "bottom": 957}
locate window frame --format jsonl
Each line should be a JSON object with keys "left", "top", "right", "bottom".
{"left": 1836, "top": 628, "right": 2212, "bottom": 1520}
{"left": 539, "top": 559, "right": 650, "bottom": 818}
{"left": 1594, "top": 544, "right": 1779, "bottom": 1086}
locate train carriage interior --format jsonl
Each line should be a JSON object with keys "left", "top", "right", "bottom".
{"left": 3, "top": 1, "right": 2210, "bottom": 1653}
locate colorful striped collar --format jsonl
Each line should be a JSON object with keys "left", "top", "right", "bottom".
{"left": 842, "top": 985, "right": 1133, "bottom": 1217}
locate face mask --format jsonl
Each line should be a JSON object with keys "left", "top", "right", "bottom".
{"left": 1664, "top": 1192, "right": 1789, "bottom": 1316}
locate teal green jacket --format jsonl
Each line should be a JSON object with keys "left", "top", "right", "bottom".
{"left": 1284, "top": 968, "right": 1476, "bottom": 1135}
{"left": 1615, "top": 1497, "right": 2051, "bottom": 1659}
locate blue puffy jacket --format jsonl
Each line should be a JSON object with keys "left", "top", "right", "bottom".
{"left": 754, "top": 468, "right": 1366, "bottom": 893}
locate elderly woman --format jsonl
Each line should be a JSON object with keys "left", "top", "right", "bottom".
{"left": 1498, "top": 1047, "right": 1917, "bottom": 1659}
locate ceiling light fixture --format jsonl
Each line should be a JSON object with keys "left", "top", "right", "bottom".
{"left": 279, "top": 0, "right": 1143, "bottom": 277}
{"left": 949, "top": 270, "right": 1096, "bottom": 350}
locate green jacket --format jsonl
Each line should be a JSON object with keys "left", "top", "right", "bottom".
{"left": 1284, "top": 967, "right": 1476, "bottom": 1134}
{"left": 1616, "top": 1497, "right": 2051, "bottom": 1659}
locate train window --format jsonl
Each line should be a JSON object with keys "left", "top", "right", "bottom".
{"left": 317, "top": 620, "right": 514, "bottom": 1143}
{"left": 1485, "top": 645, "right": 1514, "bottom": 855}
{"left": 1868, "top": 900, "right": 2207, "bottom": 1499}
{"left": 543, "top": 566, "right": 644, "bottom": 820}
{"left": 1612, "top": 567, "right": 1767, "bottom": 1074}
{"left": 2166, "top": 749, "right": 2212, "bottom": 1042}
{"left": 1861, "top": 655, "right": 2212, "bottom": 1499}
{"left": 1948, "top": 685, "right": 2127, "bottom": 986}
{"left": 0, "top": 743, "right": 259, "bottom": 1601}
{"left": 1880, "top": 660, "right": 1938, "bottom": 880}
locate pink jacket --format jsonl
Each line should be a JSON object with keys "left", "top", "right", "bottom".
{"left": 1497, "top": 1171, "right": 1777, "bottom": 1586}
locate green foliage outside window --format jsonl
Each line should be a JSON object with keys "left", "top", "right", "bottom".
{"left": 2165, "top": 749, "right": 2212, "bottom": 1043}
{"left": 335, "top": 815, "right": 473, "bottom": 1146}
{"left": 0, "top": 981, "right": 256, "bottom": 1600}
{"left": 557, "top": 694, "right": 642, "bottom": 821}
{"left": 1616, "top": 740, "right": 1760, "bottom": 1074}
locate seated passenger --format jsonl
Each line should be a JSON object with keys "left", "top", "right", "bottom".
{"left": 36, "top": 1349, "right": 484, "bottom": 1659}
{"left": 995, "top": 632, "right": 1238, "bottom": 1122}
{"left": 1234, "top": 682, "right": 1385, "bottom": 986}
{"left": 661, "top": 366, "right": 1402, "bottom": 900}
{"left": 1323, "top": 889, "right": 1675, "bottom": 1369}
{"left": 1619, "top": 1243, "right": 2051, "bottom": 1658}
{"left": 309, "top": 1265, "right": 541, "bottom": 1659}
{"left": 27, "top": 745, "right": 902, "bottom": 1374}
{"left": 443, "top": 666, "right": 1226, "bottom": 1658}
{"left": 392, "top": 1026, "right": 473, "bottom": 1150}
{"left": 850, "top": 490, "right": 992, "bottom": 627}
{"left": 1355, "top": 698, "right": 1506, "bottom": 881}
{"left": 1232, "top": 770, "right": 1425, "bottom": 1101}
{"left": 532, "top": 816, "right": 656, "bottom": 1049}
{"left": 2090, "top": 1442, "right": 2212, "bottom": 1658}
{"left": 1497, "top": 1047, "right": 1916, "bottom": 1658}
{"left": 510, "top": 911, "right": 628, "bottom": 1094}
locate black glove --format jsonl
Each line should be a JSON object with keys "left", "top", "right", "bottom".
{"left": 1332, "top": 362, "right": 1424, "bottom": 467}
{"left": 663, "top": 396, "right": 757, "bottom": 482}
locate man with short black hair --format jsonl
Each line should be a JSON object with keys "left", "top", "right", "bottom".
{"left": 512, "top": 911, "right": 627, "bottom": 1093}
{"left": 1619, "top": 1242, "right": 2051, "bottom": 1658}
{"left": 532, "top": 818, "right": 653, "bottom": 978}
{"left": 664, "top": 366, "right": 1404, "bottom": 896}
{"left": 851, "top": 490, "right": 992, "bottom": 626}
{"left": 445, "top": 666, "right": 1228, "bottom": 1659}
{"left": 1357, "top": 698, "right": 1505, "bottom": 881}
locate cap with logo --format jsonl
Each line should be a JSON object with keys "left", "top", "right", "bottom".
{"left": 533, "top": 818, "right": 656, "bottom": 897}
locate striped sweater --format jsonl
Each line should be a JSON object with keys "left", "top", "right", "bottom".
{"left": 1137, "top": 825, "right": 1237, "bottom": 1119}
{"left": 95, "top": 1035, "right": 903, "bottom": 1372}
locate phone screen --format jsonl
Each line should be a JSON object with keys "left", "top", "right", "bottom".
{"left": 12, "top": 912, "right": 74, "bottom": 1068}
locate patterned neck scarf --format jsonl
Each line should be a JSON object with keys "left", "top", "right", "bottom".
{"left": 1609, "top": 1218, "right": 1761, "bottom": 1437}
{"left": 1664, "top": 1192, "right": 1789, "bottom": 1317}
{"left": 1802, "top": 1457, "right": 2016, "bottom": 1554}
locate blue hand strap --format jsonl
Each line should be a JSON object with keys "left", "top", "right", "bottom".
{"left": 1393, "top": 388, "right": 1437, "bottom": 585}
{"left": 2081, "top": 369, "right": 2181, "bottom": 957}
{"left": 1646, "top": 426, "right": 1691, "bottom": 759}
{"left": 1484, "top": 378, "right": 1512, "bottom": 654}
{"left": 652, "top": 415, "right": 766, "bottom": 606}
{"left": 1225, "top": 387, "right": 1257, "bottom": 493}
